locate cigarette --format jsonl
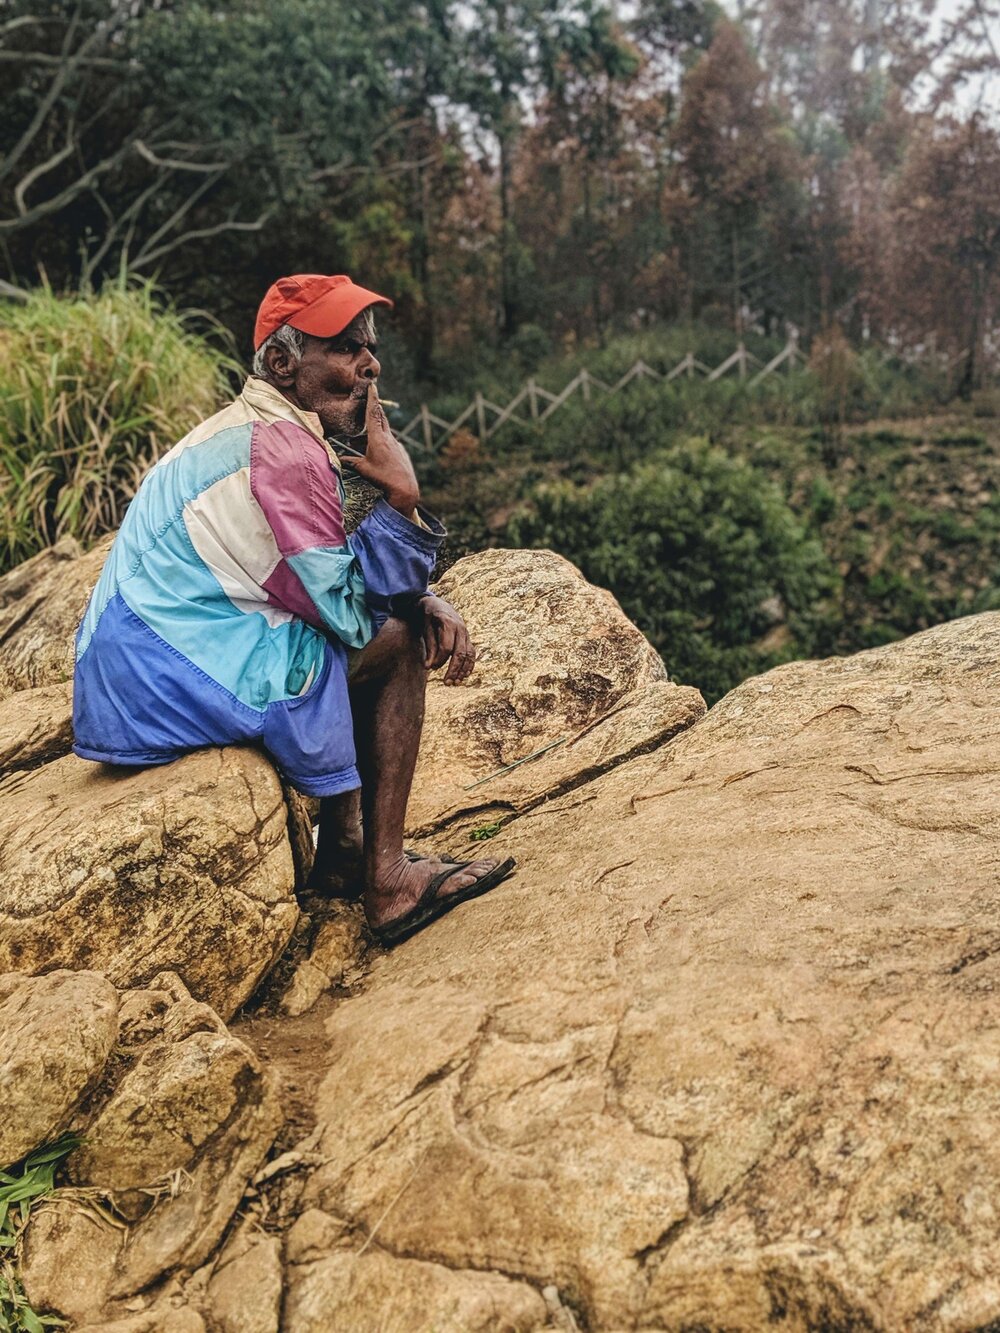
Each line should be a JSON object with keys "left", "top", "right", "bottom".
{"left": 377, "top": 397, "right": 399, "bottom": 408}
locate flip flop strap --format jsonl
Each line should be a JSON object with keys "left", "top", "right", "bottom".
{"left": 422, "top": 860, "right": 472, "bottom": 906}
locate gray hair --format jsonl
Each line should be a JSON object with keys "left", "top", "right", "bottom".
{"left": 252, "top": 307, "right": 378, "bottom": 378}
{"left": 252, "top": 322, "right": 304, "bottom": 378}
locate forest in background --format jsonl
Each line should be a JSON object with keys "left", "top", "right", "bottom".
{"left": 2, "top": 0, "right": 999, "bottom": 389}
{"left": 2, "top": 0, "right": 1000, "bottom": 700}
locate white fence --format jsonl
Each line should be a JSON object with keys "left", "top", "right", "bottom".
{"left": 396, "top": 336, "right": 805, "bottom": 452}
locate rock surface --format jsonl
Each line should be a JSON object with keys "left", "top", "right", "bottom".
{"left": 0, "top": 970, "right": 118, "bottom": 1166}
{"left": 205, "top": 1229, "right": 283, "bottom": 1333}
{"left": 0, "top": 534, "right": 110, "bottom": 696}
{"left": 285, "top": 1241, "right": 548, "bottom": 1332}
{"left": 408, "top": 549, "right": 702, "bottom": 833}
{"left": 21, "top": 973, "right": 281, "bottom": 1324}
{"left": 8, "top": 533, "right": 1000, "bottom": 1330}
{"left": 0, "top": 682, "right": 74, "bottom": 774}
{"left": 277, "top": 907, "right": 368, "bottom": 1018}
{"left": 0, "top": 747, "right": 297, "bottom": 1020}
{"left": 284, "top": 611, "right": 1000, "bottom": 1331}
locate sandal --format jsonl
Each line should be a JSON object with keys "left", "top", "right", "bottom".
{"left": 306, "top": 849, "right": 462, "bottom": 903}
{"left": 372, "top": 857, "right": 517, "bottom": 948}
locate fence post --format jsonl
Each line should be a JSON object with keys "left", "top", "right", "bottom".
{"left": 420, "top": 404, "right": 433, "bottom": 451}
{"left": 475, "top": 390, "right": 487, "bottom": 442}
{"left": 738, "top": 342, "right": 747, "bottom": 379}
{"left": 581, "top": 371, "right": 591, "bottom": 402}
{"left": 527, "top": 377, "right": 538, "bottom": 420}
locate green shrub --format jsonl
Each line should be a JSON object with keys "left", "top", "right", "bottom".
{"left": 507, "top": 439, "right": 838, "bottom": 702}
{"left": 0, "top": 280, "right": 237, "bottom": 571}
{"left": 808, "top": 477, "right": 838, "bottom": 523}
{"left": 932, "top": 511, "right": 979, "bottom": 544}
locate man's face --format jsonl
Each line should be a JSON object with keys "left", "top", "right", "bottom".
{"left": 265, "top": 315, "right": 381, "bottom": 437}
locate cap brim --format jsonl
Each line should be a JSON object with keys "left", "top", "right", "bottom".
{"left": 288, "top": 282, "right": 393, "bottom": 340}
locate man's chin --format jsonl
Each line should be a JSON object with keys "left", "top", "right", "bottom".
{"left": 319, "top": 398, "right": 366, "bottom": 439}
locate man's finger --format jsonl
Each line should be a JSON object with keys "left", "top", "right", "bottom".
{"left": 444, "top": 648, "right": 475, "bottom": 684}
{"left": 444, "top": 626, "right": 475, "bottom": 683}
{"left": 432, "top": 618, "right": 457, "bottom": 670}
{"left": 422, "top": 617, "right": 440, "bottom": 669}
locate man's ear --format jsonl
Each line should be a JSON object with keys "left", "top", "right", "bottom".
{"left": 262, "top": 341, "right": 298, "bottom": 387}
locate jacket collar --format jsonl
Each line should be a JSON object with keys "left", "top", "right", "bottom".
{"left": 239, "top": 375, "right": 335, "bottom": 447}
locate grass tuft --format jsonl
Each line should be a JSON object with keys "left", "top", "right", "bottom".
{"left": 0, "top": 1133, "right": 82, "bottom": 1332}
{"left": 0, "top": 279, "right": 238, "bottom": 573}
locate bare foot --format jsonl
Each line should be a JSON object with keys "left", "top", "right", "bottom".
{"left": 365, "top": 853, "right": 503, "bottom": 929}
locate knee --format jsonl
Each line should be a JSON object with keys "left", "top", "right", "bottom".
{"left": 349, "top": 615, "right": 424, "bottom": 688}
{"left": 382, "top": 615, "right": 423, "bottom": 660}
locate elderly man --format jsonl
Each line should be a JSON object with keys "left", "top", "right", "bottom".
{"left": 73, "top": 273, "right": 514, "bottom": 946}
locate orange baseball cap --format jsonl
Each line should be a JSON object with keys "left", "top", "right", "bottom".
{"left": 253, "top": 273, "right": 393, "bottom": 349}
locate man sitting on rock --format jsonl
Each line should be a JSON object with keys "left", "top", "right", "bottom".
{"left": 72, "top": 273, "right": 514, "bottom": 946}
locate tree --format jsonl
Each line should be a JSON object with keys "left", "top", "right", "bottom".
{"left": 0, "top": 1, "right": 421, "bottom": 298}
{"left": 879, "top": 115, "right": 1000, "bottom": 392}
{"left": 672, "top": 21, "right": 804, "bottom": 332}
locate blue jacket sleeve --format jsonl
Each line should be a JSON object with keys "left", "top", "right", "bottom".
{"left": 349, "top": 500, "right": 446, "bottom": 632}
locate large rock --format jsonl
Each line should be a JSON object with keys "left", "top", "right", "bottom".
{"left": 0, "top": 970, "right": 118, "bottom": 1166}
{"left": 286, "top": 612, "right": 1000, "bottom": 1330}
{"left": 0, "top": 681, "right": 73, "bottom": 773}
{"left": 0, "top": 747, "right": 297, "bottom": 1020}
{"left": 285, "top": 1240, "right": 548, "bottom": 1332}
{"left": 22, "top": 973, "right": 282, "bottom": 1323}
{"left": 408, "top": 548, "right": 704, "bottom": 834}
{"left": 205, "top": 1228, "right": 283, "bottom": 1333}
{"left": 0, "top": 534, "right": 110, "bottom": 696}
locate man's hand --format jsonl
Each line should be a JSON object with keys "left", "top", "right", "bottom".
{"left": 418, "top": 595, "right": 476, "bottom": 684}
{"left": 343, "top": 383, "right": 420, "bottom": 515}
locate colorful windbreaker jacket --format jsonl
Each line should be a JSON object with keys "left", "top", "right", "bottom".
{"left": 72, "top": 377, "right": 444, "bottom": 796}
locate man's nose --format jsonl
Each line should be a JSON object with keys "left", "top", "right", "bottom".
{"left": 359, "top": 348, "right": 381, "bottom": 380}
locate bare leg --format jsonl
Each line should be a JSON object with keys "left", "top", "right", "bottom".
{"left": 342, "top": 617, "right": 500, "bottom": 928}
{"left": 309, "top": 788, "right": 363, "bottom": 893}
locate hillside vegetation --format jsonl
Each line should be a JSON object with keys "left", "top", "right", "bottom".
{"left": 416, "top": 328, "right": 1000, "bottom": 700}
{"left": 1, "top": 289, "right": 996, "bottom": 703}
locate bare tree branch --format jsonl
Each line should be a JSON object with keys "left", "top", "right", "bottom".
{"left": 0, "top": 49, "right": 123, "bottom": 69}
{"left": 134, "top": 140, "right": 229, "bottom": 174}
{"left": 132, "top": 168, "right": 226, "bottom": 264}
{"left": 0, "top": 15, "right": 47, "bottom": 41}
{"left": 131, "top": 207, "right": 275, "bottom": 271}
{"left": 971, "top": 0, "right": 1000, "bottom": 68}
{"left": 0, "top": 139, "right": 136, "bottom": 233}
{"left": 13, "top": 128, "right": 76, "bottom": 216}
{"left": 0, "top": 278, "right": 30, "bottom": 302}
{"left": 0, "top": 7, "right": 114, "bottom": 190}
{"left": 307, "top": 156, "right": 354, "bottom": 182}
{"left": 80, "top": 170, "right": 176, "bottom": 286}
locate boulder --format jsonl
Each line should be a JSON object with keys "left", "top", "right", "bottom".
{"left": 0, "top": 747, "right": 298, "bottom": 1020}
{"left": 289, "top": 612, "right": 1000, "bottom": 1330}
{"left": 285, "top": 1245, "right": 548, "bottom": 1333}
{"left": 408, "top": 548, "right": 704, "bottom": 833}
{"left": 0, "top": 534, "right": 110, "bottom": 696}
{"left": 206, "top": 1229, "right": 283, "bottom": 1333}
{"left": 17, "top": 1204, "right": 124, "bottom": 1327}
{"left": 0, "top": 681, "right": 73, "bottom": 774}
{"left": 0, "top": 970, "right": 118, "bottom": 1166}
{"left": 277, "top": 906, "right": 367, "bottom": 1018}
{"left": 21, "top": 973, "right": 281, "bottom": 1322}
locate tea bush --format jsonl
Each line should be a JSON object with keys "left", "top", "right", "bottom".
{"left": 508, "top": 438, "right": 839, "bottom": 701}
